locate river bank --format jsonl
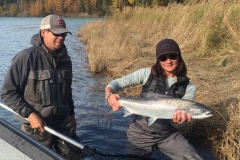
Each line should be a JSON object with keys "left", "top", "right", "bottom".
{"left": 0, "top": 11, "right": 99, "bottom": 18}
{"left": 78, "top": 1, "right": 240, "bottom": 159}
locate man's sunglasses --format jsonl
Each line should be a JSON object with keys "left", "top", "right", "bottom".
{"left": 48, "top": 30, "right": 67, "bottom": 37}
{"left": 158, "top": 54, "right": 178, "bottom": 62}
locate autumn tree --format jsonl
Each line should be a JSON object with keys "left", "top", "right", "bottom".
{"left": 29, "top": 0, "right": 43, "bottom": 16}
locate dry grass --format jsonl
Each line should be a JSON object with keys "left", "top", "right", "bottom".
{"left": 216, "top": 101, "right": 240, "bottom": 160}
{"left": 78, "top": 1, "right": 240, "bottom": 159}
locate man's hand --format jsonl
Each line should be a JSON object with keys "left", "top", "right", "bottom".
{"left": 28, "top": 112, "right": 45, "bottom": 132}
{"left": 172, "top": 110, "right": 192, "bottom": 124}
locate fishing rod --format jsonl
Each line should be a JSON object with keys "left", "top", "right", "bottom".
{"left": 0, "top": 102, "right": 156, "bottom": 160}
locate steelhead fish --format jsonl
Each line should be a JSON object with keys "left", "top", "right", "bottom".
{"left": 118, "top": 94, "right": 212, "bottom": 126}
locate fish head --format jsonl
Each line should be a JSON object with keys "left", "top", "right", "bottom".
{"left": 188, "top": 102, "right": 213, "bottom": 119}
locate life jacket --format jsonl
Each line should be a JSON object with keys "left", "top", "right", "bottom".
{"left": 140, "top": 71, "right": 189, "bottom": 98}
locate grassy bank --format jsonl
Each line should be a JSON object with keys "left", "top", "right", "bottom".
{"left": 78, "top": 1, "right": 240, "bottom": 159}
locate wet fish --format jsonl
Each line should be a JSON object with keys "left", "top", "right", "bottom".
{"left": 118, "top": 94, "right": 212, "bottom": 126}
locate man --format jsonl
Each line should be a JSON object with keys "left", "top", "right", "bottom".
{"left": 1, "top": 15, "right": 82, "bottom": 159}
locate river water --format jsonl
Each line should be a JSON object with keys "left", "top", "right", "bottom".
{"left": 0, "top": 17, "right": 217, "bottom": 160}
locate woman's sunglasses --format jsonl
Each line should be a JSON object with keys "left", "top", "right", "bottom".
{"left": 158, "top": 54, "right": 178, "bottom": 62}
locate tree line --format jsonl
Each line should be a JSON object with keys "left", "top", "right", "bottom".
{"left": 0, "top": 0, "right": 187, "bottom": 17}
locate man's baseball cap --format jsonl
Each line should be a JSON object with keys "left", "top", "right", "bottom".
{"left": 156, "top": 39, "right": 181, "bottom": 58}
{"left": 40, "top": 15, "right": 72, "bottom": 35}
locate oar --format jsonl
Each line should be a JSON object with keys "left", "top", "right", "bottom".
{"left": 0, "top": 102, "right": 85, "bottom": 150}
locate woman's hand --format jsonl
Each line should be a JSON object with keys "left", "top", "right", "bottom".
{"left": 107, "top": 93, "right": 122, "bottom": 111}
{"left": 172, "top": 110, "right": 192, "bottom": 124}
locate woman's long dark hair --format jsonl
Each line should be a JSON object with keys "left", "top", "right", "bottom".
{"left": 151, "top": 54, "right": 187, "bottom": 78}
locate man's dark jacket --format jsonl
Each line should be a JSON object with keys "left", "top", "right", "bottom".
{"left": 1, "top": 32, "right": 75, "bottom": 124}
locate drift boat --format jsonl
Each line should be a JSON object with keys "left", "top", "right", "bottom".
{"left": 0, "top": 118, "right": 65, "bottom": 160}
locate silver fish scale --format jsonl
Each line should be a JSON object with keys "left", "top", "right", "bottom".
{"left": 118, "top": 97, "right": 198, "bottom": 119}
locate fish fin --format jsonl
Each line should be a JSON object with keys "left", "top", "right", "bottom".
{"left": 123, "top": 107, "right": 133, "bottom": 117}
{"left": 147, "top": 117, "right": 158, "bottom": 126}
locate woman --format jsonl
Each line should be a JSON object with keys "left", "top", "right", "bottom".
{"left": 105, "top": 39, "right": 203, "bottom": 160}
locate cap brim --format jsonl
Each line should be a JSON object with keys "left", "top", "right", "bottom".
{"left": 157, "top": 51, "right": 180, "bottom": 58}
{"left": 50, "top": 28, "right": 72, "bottom": 35}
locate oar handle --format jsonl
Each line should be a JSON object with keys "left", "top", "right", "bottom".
{"left": 0, "top": 103, "right": 84, "bottom": 149}
{"left": 44, "top": 126, "right": 84, "bottom": 149}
